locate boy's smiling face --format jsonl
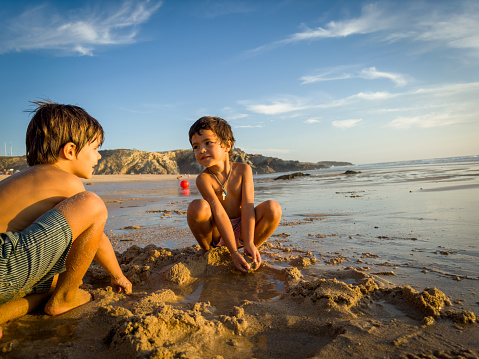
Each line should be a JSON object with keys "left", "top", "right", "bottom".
{"left": 191, "top": 129, "right": 231, "bottom": 168}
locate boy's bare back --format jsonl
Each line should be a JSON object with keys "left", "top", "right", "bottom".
{"left": 0, "top": 164, "right": 85, "bottom": 233}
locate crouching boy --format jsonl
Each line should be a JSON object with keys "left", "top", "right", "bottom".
{"left": 0, "top": 101, "right": 132, "bottom": 338}
{"left": 187, "top": 116, "right": 282, "bottom": 273}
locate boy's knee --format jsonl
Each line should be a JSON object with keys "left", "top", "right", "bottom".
{"left": 78, "top": 191, "right": 106, "bottom": 210}
{"left": 187, "top": 199, "right": 211, "bottom": 220}
{"left": 58, "top": 191, "right": 107, "bottom": 220}
{"left": 265, "top": 200, "right": 282, "bottom": 219}
{"left": 84, "top": 192, "right": 107, "bottom": 220}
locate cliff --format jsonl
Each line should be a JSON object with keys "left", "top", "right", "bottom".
{"left": 0, "top": 156, "right": 29, "bottom": 173}
{"left": 0, "top": 149, "right": 352, "bottom": 175}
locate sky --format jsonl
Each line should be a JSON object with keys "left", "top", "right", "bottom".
{"left": 0, "top": 0, "right": 478, "bottom": 165}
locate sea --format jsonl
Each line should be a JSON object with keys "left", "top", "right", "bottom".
{"left": 88, "top": 155, "right": 479, "bottom": 312}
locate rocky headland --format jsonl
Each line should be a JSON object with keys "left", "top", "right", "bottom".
{"left": 0, "top": 148, "right": 352, "bottom": 175}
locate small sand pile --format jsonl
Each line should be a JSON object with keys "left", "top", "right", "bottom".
{"left": 103, "top": 298, "right": 254, "bottom": 359}
{"left": 401, "top": 285, "right": 452, "bottom": 316}
{"left": 288, "top": 278, "right": 363, "bottom": 312}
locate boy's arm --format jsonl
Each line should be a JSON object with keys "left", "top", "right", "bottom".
{"left": 240, "top": 164, "right": 261, "bottom": 265}
{"left": 196, "top": 174, "right": 251, "bottom": 272}
{"left": 94, "top": 233, "right": 132, "bottom": 293}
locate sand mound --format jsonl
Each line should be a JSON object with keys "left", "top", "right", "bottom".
{"left": 401, "top": 285, "right": 452, "bottom": 316}
{"left": 288, "top": 278, "right": 363, "bottom": 311}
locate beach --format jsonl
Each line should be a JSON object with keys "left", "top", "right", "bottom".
{"left": 0, "top": 157, "right": 478, "bottom": 358}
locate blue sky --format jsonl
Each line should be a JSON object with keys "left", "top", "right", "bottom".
{"left": 1, "top": 0, "right": 478, "bottom": 164}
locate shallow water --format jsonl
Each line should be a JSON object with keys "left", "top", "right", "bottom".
{"left": 182, "top": 269, "right": 285, "bottom": 313}
{"left": 87, "top": 156, "right": 479, "bottom": 312}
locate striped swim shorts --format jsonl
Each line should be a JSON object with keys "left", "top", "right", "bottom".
{"left": 0, "top": 209, "right": 73, "bottom": 305}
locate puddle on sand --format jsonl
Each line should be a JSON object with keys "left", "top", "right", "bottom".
{"left": 253, "top": 331, "right": 335, "bottom": 359}
{"left": 1, "top": 313, "right": 79, "bottom": 348}
{"left": 181, "top": 267, "right": 285, "bottom": 314}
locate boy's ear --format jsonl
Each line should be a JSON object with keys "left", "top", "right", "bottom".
{"left": 59, "top": 142, "right": 77, "bottom": 160}
{"left": 224, "top": 140, "right": 232, "bottom": 152}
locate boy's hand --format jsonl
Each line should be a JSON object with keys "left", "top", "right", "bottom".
{"left": 111, "top": 274, "right": 132, "bottom": 294}
{"left": 244, "top": 243, "right": 262, "bottom": 267}
{"left": 231, "top": 251, "right": 251, "bottom": 272}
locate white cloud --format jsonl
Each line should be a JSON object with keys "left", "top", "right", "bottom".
{"left": 0, "top": 1, "right": 162, "bottom": 55}
{"left": 409, "top": 81, "right": 479, "bottom": 97}
{"left": 300, "top": 68, "right": 353, "bottom": 84}
{"left": 332, "top": 119, "right": 362, "bottom": 128}
{"left": 247, "top": 3, "right": 394, "bottom": 55}
{"left": 242, "top": 81, "right": 479, "bottom": 122}
{"left": 358, "top": 67, "right": 407, "bottom": 87}
{"left": 304, "top": 118, "right": 321, "bottom": 124}
{"left": 219, "top": 107, "right": 248, "bottom": 120}
{"left": 250, "top": 2, "right": 479, "bottom": 58}
{"left": 243, "top": 90, "right": 398, "bottom": 115}
{"left": 387, "top": 113, "right": 460, "bottom": 129}
{"left": 352, "top": 91, "right": 395, "bottom": 100}
{"left": 242, "top": 97, "right": 311, "bottom": 115}
{"left": 246, "top": 103, "right": 298, "bottom": 115}
{"left": 302, "top": 66, "right": 408, "bottom": 87}
{"left": 416, "top": 11, "right": 479, "bottom": 50}
{"left": 284, "top": 3, "right": 391, "bottom": 42}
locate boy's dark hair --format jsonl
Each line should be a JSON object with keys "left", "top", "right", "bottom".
{"left": 26, "top": 100, "right": 104, "bottom": 166}
{"left": 189, "top": 116, "right": 235, "bottom": 156}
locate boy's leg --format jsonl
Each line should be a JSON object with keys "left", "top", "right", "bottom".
{"left": 44, "top": 191, "right": 107, "bottom": 316}
{"left": 187, "top": 199, "right": 218, "bottom": 251}
{"left": 0, "top": 292, "right": 51, "bottom": 338}
{"left": 253, "top": 200, "right": 282, "bottom": 247}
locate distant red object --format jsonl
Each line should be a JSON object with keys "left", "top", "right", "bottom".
{"left": 180, "top": 180, "right": 189, "bottom": 189}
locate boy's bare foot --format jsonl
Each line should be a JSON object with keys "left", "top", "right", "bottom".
{"left": 44, "top": 288, "right": 92, "bottom": 316}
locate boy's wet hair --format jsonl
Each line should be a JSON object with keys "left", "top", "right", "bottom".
{"left": 26, "top": 100, "right": 104, "bottom": 166}
{"left": 189, "top": 116, "right": 235, "bottom": 156}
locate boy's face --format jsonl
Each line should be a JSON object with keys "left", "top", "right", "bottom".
{"left": 191, "top": 130, "right": 230, "bottom": 168}
{"left": 72, "top": 137, "right": 102, "bottom": 179}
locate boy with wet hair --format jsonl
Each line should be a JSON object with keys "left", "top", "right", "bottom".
{"left": 0, "top": 101, "right": 132, "bottom": 338}
{"left": 187, "top": 116, "right": 282, "bottom": 272}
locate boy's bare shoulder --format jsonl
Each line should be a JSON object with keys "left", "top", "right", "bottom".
{"left": 0, "top": 165, "right": 85, "bottom": 232}
{"left": 3, "top": 165, "right": 84, "bottom": 197}
{"left": 233, "top": 162, "right": 252, "bottom": 174}
{"left": 196, "top": 170, "right": 210, "bottom": 182}
{"left": 37, "top": 165, "right": 84, "bottom": 192}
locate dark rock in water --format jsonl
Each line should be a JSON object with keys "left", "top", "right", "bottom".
{"left": 274, "top": 172, "right": 311, "bottom": 180}
{"left": 344, "top": 170, "right": 361, "bottom": 175}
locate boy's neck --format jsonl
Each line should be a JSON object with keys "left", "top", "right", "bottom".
{"left": 40, "top": 161, "right": 83, "bottom": 178}
{"left": 207, "top": 159, "right": 231, "bottom": 177}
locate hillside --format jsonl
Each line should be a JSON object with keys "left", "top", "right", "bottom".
{"left": 1, "top": 149, "right": 352, "bottom": 175}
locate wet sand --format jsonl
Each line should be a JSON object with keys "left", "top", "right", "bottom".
{"left": 1, "top": 169, "right": 478, "bottom": 358}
